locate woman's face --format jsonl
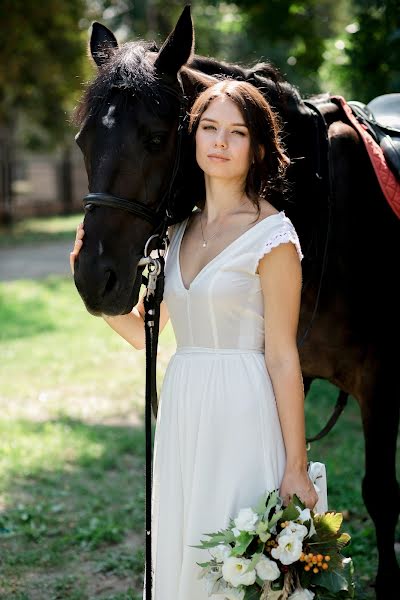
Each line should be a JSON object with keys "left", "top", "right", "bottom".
{"left": 195, "top": 96, "right": 253, "bottom": 182}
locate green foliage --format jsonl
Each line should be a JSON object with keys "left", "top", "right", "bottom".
{"left": 0, "top": 0, "right": 88, "bottom": 145}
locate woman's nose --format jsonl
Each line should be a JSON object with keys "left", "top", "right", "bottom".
{"left": 214, "top": 130, "right": 227, "bottom": 147}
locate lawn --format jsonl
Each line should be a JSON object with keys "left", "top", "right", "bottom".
{"left": 0, "top": 235, "right": 398, "bottom": 598}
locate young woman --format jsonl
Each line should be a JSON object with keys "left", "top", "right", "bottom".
{"left": 70, "top": 79, "right": 318, "bottom": 600}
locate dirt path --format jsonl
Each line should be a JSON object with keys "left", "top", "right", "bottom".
{"left": 0, "top": 240, "right": 72, "bottom": 281}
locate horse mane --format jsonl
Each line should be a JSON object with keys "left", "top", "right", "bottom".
{"left": 73, "top": 41, "right": 181, "bottom": 127}
{"left": 187, "top": 55, "right": 304, "bottom": 114}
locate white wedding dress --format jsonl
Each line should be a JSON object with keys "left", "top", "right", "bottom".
{"left": 142, "top": 210, "right": 304, "bottom": 600}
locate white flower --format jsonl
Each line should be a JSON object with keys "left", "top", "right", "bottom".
{"left": 202, "top": 567, "right": 222, "bottom": 595}
{"left": 296, "top": 507, "right": 316, "bottom": 538}
{"left": 222, "top": 556, "right": 257, "bottom": 587}
{"left": 232, "top": 527, "right": 241, "bottom": 537}
{"left": 212, "top": 581, "right": 246, "bottom": 600}
{"left": 296, "top": 507, "right": 312, "bottom": 523}
{"left": 271, "top": 532, "right": 303, "bottom": 565}
{"left": 234, "top": 507, "right": 259, "bottom": 532}
{"left": 278, "top": 521, "right": 308, "bottom": 541}
{"left": 254, "top": 554, "right": 280, "bottom": 581}
{"left": 288, "top": 587, "right": 315, "bottom": 600}
{"left": 209, "top": 543, "right": 232, "bottom": 562}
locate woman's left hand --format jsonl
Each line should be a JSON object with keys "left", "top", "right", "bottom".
{"left": 279, "top": 467, "right": 318, "bottom": 510}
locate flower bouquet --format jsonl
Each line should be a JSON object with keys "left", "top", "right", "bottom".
{"left": 191, "top": 490, "right": 354, "bottom": 600}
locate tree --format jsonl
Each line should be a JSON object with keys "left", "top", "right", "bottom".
{"left": 0, "top": 0, "right": 88, "bottom": 222}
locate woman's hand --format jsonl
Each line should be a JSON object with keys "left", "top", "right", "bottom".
{"left": 70, "top": 222, "right": 84, "bottom": 275}
{"left": 279, "top": 466, "right": 319, "bottom": 510}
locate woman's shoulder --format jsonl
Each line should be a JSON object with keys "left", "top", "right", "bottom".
{"left": 250, "top": 205, "right": 303, "bottom": 264}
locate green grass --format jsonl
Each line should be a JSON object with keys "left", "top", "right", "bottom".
{"left": 0, "top": 272, "right": 398, "bottom": 598}
{"left": 0, "top": 214, "right": 83, "bottom": 247}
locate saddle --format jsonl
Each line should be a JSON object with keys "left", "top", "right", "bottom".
{"left": 347, "top": 93, "right": 400, "bottom": 181}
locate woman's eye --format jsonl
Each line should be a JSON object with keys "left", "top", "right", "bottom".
{"left": 202, "top": 125, "right": 216, "bottom": 130}
{"left": 233, "top": 130, "right": 245, "bottom": 136}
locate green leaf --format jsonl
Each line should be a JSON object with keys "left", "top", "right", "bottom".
{"left": 281, "top": 501, "right": 300, "bottom": 522}
{"left": 253, "top": 491, "right": 271, "bottom": 515}
{"left": 244, "top": 585, "right": 262, "bottom": 600}
{"left": 312, "top": 568, "right": 349, "bottom": 593}
{"left": 231, "top": 531, "right": 254, "bottom": 556}
{"left": 244, "top": 550, "right": 263, "bottom": 573}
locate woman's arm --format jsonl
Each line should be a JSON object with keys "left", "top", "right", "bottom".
{"left": 70, "top": 222, "right": 170, "bottom": 351}
{"left": 259, "top": 242, "right": 318, "bottom": 509}
{"left": 102, "top": 295, "right": 170, "bottom": 351}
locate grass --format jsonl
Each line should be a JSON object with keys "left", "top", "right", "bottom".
{"left": 0, "top": 240, "right": 398, "bottom": 597}
{"left": 0, "top": 214, "right": 82, "bottom": 247}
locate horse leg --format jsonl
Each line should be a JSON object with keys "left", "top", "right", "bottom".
{"left": 360, "top": 370, "right": 400, "bottom": 598}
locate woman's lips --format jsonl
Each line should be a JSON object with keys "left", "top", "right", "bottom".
{"left": 207, "top": 155, "right": 230, "bottom": 161}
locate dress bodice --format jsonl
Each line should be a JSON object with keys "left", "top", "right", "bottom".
{"left": 163, "top": 211, "right": 303, "bottom": 351}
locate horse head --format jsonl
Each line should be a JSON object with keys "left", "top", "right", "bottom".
{"left": 73, "top": 6, "right": 197, "bottom": 316}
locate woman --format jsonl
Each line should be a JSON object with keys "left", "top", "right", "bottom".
{"left": 70, "top": 79, "right": 318, "bottom": 600}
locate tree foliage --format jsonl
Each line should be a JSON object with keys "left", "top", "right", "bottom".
{"left": 0, "top": 0, "right": 87, "bottom": 145}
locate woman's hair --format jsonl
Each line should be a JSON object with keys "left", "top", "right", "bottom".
{"left": 187, "top": 79, "right": 290, "bottom": 214}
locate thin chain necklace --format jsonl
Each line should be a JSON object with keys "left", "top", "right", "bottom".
{"left": 199, "top": 194, "right": 247, "bottom": 248}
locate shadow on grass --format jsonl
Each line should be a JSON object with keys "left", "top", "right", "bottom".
{"left": 0, "top": 416, "right": 153, "bottom": 599}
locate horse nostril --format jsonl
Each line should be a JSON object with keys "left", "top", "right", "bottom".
{"left": 103, "top": 269, "right": 117, "bottom": 296}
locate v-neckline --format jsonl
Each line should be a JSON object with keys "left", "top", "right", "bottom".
{"left": 177, "top": 210, "right": 284, "bottom": 291}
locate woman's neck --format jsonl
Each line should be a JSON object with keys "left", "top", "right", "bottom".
{"left": 202, "top": 175, "right": 249, "bottom": 223}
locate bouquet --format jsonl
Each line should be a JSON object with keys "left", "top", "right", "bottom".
{"left": 191, "top": 490, "right": 354, "bottom": 600}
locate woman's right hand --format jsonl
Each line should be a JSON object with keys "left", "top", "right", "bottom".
{"left": 70, "top": 222, "right": 85, "bottom": 275}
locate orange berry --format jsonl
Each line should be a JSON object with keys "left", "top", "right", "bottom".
{"left": 313, "top": 567, "right": 319, "bottom": 574}
{"left": 317, "top": 554, "right": 323, "bottom": 562}
{"left": 312, "top": 556, "right": 318, "bottom": 563}
{"left": 304, "top": 565, "right": 311, "bottom": 571}
{"left": 307, "top": 553, "right": 313, "bottom": 560}
{"left": 324, "top": 555, "right": 331, "bottom": 561}
{"left": 317, "top": 562, "right": 322, "bottom": 567}
{"left": 322, "top": 563, "right": 329, "bottom": 570}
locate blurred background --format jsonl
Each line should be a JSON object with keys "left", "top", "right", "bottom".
{"left": 0, "top": 2, "right": 399, "bottom": 599}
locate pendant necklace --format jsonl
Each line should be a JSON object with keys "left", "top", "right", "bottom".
{"left": 199, "top": 194, "right": 247, "bottom": 248}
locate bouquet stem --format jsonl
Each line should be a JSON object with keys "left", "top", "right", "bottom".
{"left": 260, "top": 570, "right": 297, "bottom": 600}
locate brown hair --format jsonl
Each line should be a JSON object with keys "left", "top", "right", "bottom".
{"left": 187, "top": 79, "right": 290, "bottom": 213}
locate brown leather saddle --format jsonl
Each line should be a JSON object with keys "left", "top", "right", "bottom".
{"left": 347, "top": 93, "right": 400, "bottom": 181}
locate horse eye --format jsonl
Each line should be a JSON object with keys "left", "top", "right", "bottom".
{"left": 150, "top": 134, "right": 164, "bottom": 145}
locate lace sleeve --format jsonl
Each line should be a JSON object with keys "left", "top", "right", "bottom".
{"left": 256, "top": 220, "right": 304, "bottom": 266}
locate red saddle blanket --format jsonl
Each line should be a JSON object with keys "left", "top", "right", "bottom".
{"left": 331, "top": 95, "right": 400, "bottom": 219}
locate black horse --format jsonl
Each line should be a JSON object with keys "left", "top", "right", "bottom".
{"left": 73, "top": 6, "right": 399, "bottom": 597}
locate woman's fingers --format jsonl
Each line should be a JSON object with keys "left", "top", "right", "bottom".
{"left": 70, "top": 223, "right": 85, "bottom": 275}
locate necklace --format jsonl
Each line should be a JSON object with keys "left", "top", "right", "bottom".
{"left": 199, "top": 194, "right": 247, "bottom": 248}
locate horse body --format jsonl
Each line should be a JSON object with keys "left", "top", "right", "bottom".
{"left": 73, "top": 6, "right": 399, "bottom": 596}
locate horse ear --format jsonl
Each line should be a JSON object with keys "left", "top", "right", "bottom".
{"left": 90, "top": 22, "right": 118, "bottom": 68}
{"left": 154, "top": 5, "right": 194, "bottom": 77}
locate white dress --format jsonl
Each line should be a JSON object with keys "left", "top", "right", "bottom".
{"left": 143, "top": 210, "right": 303, "bottom": 600}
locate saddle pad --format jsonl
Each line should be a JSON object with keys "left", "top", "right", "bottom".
{"left": 331, "top": 95, "right": 400, "bottom": 219}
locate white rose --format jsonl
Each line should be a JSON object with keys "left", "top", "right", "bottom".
{"left": 271, "top": 533, "right": 303, "bottom": 565}
{"left": 254, "top": 554, "right": 281, "bottom": 581}
{"left": 288, "top": 587, "right": 315, "bottom": 600}
{"left": 234, "top": 507, "right": 259, "bottom": 532}
{"left": 211, "top": 580, "right": 246, "bottom": 600}
{"left": 209, "top": 543, "right": 232, "bottom": 562}
{"left": 222, "top": 556, "right": 257, "bottom": 587}
{"left": 278, "top": 521, "right": 308, "bottom": 541}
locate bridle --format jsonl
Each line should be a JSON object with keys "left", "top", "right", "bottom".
{"left": 80, "top": 83, "right": 188, "bottom": 600}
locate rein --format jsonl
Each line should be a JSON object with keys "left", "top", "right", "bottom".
{"left": 82, "top": 92, "right": 188, "bottom": 600}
